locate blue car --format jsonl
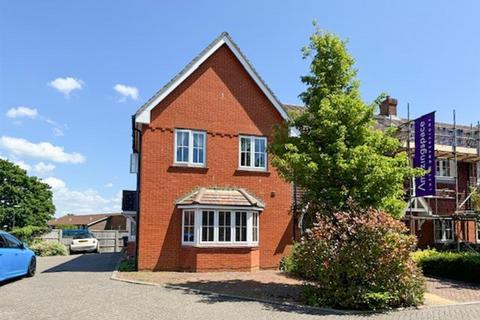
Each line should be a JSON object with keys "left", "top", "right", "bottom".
{"left": 0, "top": 231, "right": 36, "bottom": 282}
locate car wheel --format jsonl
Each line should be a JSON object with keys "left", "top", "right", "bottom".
{"left": 26, "top": 257, "right": 36, "bottom": 277}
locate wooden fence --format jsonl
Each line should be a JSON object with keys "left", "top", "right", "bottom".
{"left": 40, "top": 229, "right": 129, "bottom": 253}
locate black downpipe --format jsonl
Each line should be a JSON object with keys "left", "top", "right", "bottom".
{"left": 132, "top": 115, "right": 142, "bottom": 271}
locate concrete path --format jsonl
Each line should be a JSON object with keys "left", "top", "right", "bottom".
{"left": 2, "top": 253, "right": 480, "bottom": 320}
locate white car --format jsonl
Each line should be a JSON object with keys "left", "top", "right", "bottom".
{"left": 69, "top": 232, "right": 100, "bottom": 254}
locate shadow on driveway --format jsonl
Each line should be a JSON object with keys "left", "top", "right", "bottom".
{"left": 164, "top": 280, "right": 382, "bottom": 317}
{"left": 42, "top": 253, "right": 121, "bottom": 273}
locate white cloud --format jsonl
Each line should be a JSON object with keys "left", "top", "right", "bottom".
{"left": 33, "top": 162, "right": 56, "bottom": 175}
{"left": 0, "top": 136, "right": 85, "bottom": 164}
{"left": 12, "top": 159, "right": 32, "bottom": 171}
{"left": 113, "top": 84, "right": 139, "bottom": 101}
{"left": 105, "top": 182, "right": 114, "bottom": 188}
{"left": 5, "top": 106, "right": 67, "bottom": 137}
{"left": 6, "top": 107, "right": 38, "bottom": 119}
{"left": 49, "top": 77, "right": 84, "bottom": 97}
{"left": 43, "top": 177, "right": 66, "bottom": 190}
{"left": 42, "top": 177, "right": 121, "bottom": 215}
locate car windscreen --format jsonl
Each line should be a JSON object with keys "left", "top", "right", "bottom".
{"left": 73, "top": 233, "right": 94, "bottom": 239}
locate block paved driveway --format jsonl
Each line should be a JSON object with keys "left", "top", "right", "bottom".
{"left": 1, "top": 253, "right": 480, "bottom": 320}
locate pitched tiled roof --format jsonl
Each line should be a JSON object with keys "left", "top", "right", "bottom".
{"left": 48, "top": 213, "right": 121, "bottom": 226}
{"left": 176, "top": 187, "right": 265, "bottom": 209}
{"left": 135, "top": 32, "right": 288, "bottom": 123}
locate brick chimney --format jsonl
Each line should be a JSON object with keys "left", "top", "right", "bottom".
{"left": 380, "top": 96, "right": 398, "bottom": 117}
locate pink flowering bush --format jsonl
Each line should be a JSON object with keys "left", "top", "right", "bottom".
{"left": 288, "top": 206, "right": 424, "bottom": 310}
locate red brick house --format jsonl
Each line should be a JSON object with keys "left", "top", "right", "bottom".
{"left": 377, "top": 98, "right": 480, "bottom": 249}
{"left": 125, "top": 33, "right": 296, "bottom": 271}
{"left": 122, "top": 32, "right": 480, "bottom": 271}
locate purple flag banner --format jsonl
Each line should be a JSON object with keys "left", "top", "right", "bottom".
{"left": 414, "top": 112, "right": 436, "bottom": 197}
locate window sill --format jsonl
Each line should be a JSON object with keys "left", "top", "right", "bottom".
{"left": 434, "top": 239, "right": 454, "bottom": 244}
{"left": 234, "top": 168, "right": 270, "bottom": 176}
{"left": 182, "top": 243, "right": 259, "bottom": 248}
{"left": 168, "top": 165, "right": 208, "bottom": 173}
{"left": 436, "top": 176, "right": 455, "bottom": 183}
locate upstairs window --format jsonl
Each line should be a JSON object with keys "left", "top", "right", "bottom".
{"left": 239, "top": 136, "right": 267, "bottom": 170}
{"left": 174, "top": 129, "right": 206, "bottom": 166}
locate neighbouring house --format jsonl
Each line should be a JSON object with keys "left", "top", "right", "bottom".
{"left": 376, "top": 97, "right": 480, "bottom": 249}
{"left": 48, "top": 213, "right": 128, "bottom": 231}
{"left": 123, "top": 32, "right": 296, "bottom": 272}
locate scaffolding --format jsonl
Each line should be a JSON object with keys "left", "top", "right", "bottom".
{"left": 381, "top": 106, "right": 480, "bottom": 249}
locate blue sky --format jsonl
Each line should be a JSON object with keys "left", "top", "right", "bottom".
{"left": 1, "top": 1, "right": 479, "bottom": 216}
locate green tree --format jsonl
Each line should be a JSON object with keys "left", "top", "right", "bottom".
{"left": 271, "top": 26, "right": 418, "bottom": 219}
{"left": 0, "top": 159, "right": 55, "bottom": 229}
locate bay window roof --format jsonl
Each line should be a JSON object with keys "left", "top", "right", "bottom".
{"left": 176, "top": 187, "right": 265, "bottom": 210}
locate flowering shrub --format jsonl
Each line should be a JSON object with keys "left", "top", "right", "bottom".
{"left": 289, "top": 206, "right": 424, "bottom": 310}
{"left": 30, "top": 240, "right": 68, "bottom": 257}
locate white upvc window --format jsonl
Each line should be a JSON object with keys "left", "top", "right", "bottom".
{"left": 181, "top": 208, "right": 260, "bottom": 247}
{"left": 436, "top": 159, "right": 453, "bottom": 177}
{"left": 239, "top": 136, "right": 267, "bottom": 170}
{"left": 434, "top": 219, "right": 454, "bottom": 243}
{"left": 174, "top": 129, "right": 206, "bottom": 166}
{"left": 477, "top": 222, "right": 480, "bottom": 243}
{"left": 182, "top": 210, "right": 195, "bottom": 243}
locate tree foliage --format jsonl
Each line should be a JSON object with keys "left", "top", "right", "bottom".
{"left": 271, "top": 26, "right": 418, "bottom": 218}
{"left": 0, "top": 159, "right": 55, "bottom": 229}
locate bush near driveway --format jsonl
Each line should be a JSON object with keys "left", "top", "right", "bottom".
{"left": 30, "top": 240, "right": 68, "bottom": 257}
{"left": 282, "top": 206, "right": 424, "bottom": 310}
{"left": 117, "top": 259, "right": 135, "bottom": 272}
{"left": 10, "top": 225, "right": 49, "bottom": 244}
{"left": 413, "top": 249, "right": 480, "bottom": 283}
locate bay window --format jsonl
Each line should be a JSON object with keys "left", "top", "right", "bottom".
{"left": 174, "top": 129, "right": 206, "bottom": 166}
{"left": 218, "top": 211, "right": 231, "bottom": 242}
{"left": 183, "top": 210, "right": 195, "bottom": 243}
{"left": 235, "top": 211, "right": 247, "bottom": 242}
{"left": 181, "top": 209, "right": 260, "bottom": 246}
{"left": 239, "top": 136, "right": 267, "bottom": 170}
{"left": 201, "top": 211, "right": 214, "bottom": 242}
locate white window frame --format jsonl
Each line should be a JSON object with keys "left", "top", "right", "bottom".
{"left": 477, "top": 222, "right": 480, "bottom": 243}
{"left": 238, "top": 135, "right": 267, "bottom": 171}
{"left": 436, "top": 159, "right": 451, "bottom": 177}
{"left": 182, "top": 210, "right": 195, "bottom": 244}
{"left": 174, "top": 129, "right": 206, "bottom": 167}
{"left": 434, "top": 219, "right": 454, "bottom": 243}
{"left": 181, "top": 208, "right": 260, "bottom": 247}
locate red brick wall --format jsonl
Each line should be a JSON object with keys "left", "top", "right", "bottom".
{"left": 137, "top": 44, "right": 293, "bottom": 271}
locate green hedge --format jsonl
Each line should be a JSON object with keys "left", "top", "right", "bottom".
{"left": 413, "top": 250, "right": 480, "bottom": 283}
{"left": 10, "top": 226, "right": 50, "bottom": 244}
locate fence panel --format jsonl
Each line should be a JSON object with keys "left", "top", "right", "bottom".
{"left": 40, "top": 229, "right": 62, "bottom": 242}
{"left": 40, "top": 229, "right": 129, "bottom": 253}
{"left": 91, "top": 230, "right": 129, "bottom": 253}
